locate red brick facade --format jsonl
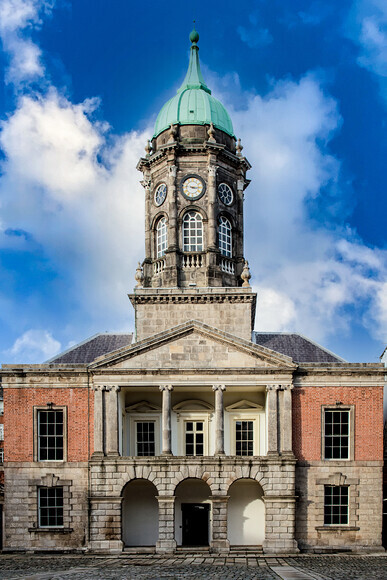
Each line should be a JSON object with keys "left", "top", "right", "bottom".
{"left": 4, "top": 388, "right": 93, "bottom": 462}
{"left": 293, "top": 386, "right": 383, "bottom": 462}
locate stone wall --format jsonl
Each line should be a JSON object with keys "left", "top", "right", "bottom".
{"left": 130, "top": 288, "right": 256, "bottom": 342}
{"left": 4, "top": 463, "right": 88, "bottom": 551}
{"left": 89, "top": 455, "right": 297, "bottom": 554}
{"left": 295, "top": 461, "right": 383, "bottom": 551}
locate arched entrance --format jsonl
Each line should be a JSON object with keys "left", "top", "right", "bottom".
{"left": 175, "top": 478, "right": 212, "bottom": 547}
{"left": 227, "top": 479, "right": 265, "bottom": 546}
{"left": 122, "top": 479, "right": 158, "bottom": 547}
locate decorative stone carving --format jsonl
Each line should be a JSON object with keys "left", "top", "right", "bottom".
{"left": 168, "top": 164, "right": 177, "bottom": 178}
{"left": 208, "top": 165, "right": 218, "bottom": 177}
{"left": 145, "top": 140, "right": 152, "bottom": 156}
{"left": 168, "top": 123, "right": 178, "bottom": 142}
{"left": 135, "top": 262, "right": 144, "bottom": 288}
{"left": 236, "top": 138, "right": 243, "bottom": 156}
{"left": 207, "top": 122, "right": 216, "bottom": 143}
{"left": 241, "top": 260, "right": 251, "bottom": 287}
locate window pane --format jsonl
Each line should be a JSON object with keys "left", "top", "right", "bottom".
{"left": 38, "top": 410, "right": 64, "bottom": 461}
{"left": 185, "top": 420, "right": 205, "bottom": 456}
{"left": 324, "top": 485, "right": 349, "bottom": 525}
{"left": 39, "top": 487, "right": 64, "bottom": 528}
{"left": 182, "top": 211, "right": 203, "bottom": 252}
{"left": 235, "top": 420, "right": 254, "bottom": 456}
{"left": 324, "top": 409, "right": 350, "bottom": 460}
{"left": 156, "top": 217, "right": 168, "bottom": 258}
{"left": 218, "top": 216, "right": 232, "bottom": 257}
{"left": 136, "top": 422, "right": 155, "bottom": 456}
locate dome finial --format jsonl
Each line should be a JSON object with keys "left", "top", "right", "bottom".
{"left": 190, "top": 22, "right": 199, "bottom": 45}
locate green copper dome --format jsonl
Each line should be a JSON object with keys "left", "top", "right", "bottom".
{"left": 153, "top": 30, "right": 234, "bottom": 138}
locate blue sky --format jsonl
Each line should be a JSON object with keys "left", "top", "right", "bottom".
{"left": 0, "top": 0, "right": 386, "bottom": 363}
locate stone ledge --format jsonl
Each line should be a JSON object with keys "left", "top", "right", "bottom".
{"left": 28, "top": 527, "right": 73, "bottom": 534}
{"left": 315, "top": 526, "right": 360, "bottom": 532}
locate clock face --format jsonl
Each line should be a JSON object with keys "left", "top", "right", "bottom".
{"left": 154, "top": 183, "right": 167, "bottom": 206}
{"left": 181, "top": 175, "right": 205, "bottom": 200}
{"left": 218, "top": 183, "right": 234, "bottom": 205}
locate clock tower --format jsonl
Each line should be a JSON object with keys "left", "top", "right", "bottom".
{"left": 131, "top": 29, "right": 256, "bottom": 342}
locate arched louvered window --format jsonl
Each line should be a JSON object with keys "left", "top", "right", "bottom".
{"left": 156, "top": 217, "right": 168, "bottom": 258}
{"left": 182, "top": 211, "right": 203, "bottom": 252}
{"left": 219, "top": 216, "right": 232, "bottom": 257}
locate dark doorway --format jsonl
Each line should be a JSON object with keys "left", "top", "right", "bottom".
{"left": 182, "top": 503, "right": 209, "bottom": 546}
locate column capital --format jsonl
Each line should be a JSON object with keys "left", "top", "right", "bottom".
{"left": 159, "top": 385, "right": 173, "bottom": 392}
{"left": 105, "top": 385, "right": 121, "bottom": 393}
{"left": 212, "top": 384, "right": 226, "bottom": 392}
{"left": 282, "top": 384, "right": 294, "bottom": 391}
{"left": 92, "top": 385, "right": 104, "bottom": 392}
{"left": 266, "top": 384, "right": 280, "bottom": 392}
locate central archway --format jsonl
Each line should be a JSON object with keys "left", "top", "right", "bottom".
{"left": 227, "top": 479, "right": 265, "bottom": 546}
{"left": 174, "top": 478, "right": 212, "bottom": 547}
{"left": 122, "top": 479, "right": 158, "bottom": 547}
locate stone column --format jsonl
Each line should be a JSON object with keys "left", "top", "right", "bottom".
{"left": 142, "top": 174, "right": 152, "bottom": 260}
{"left": 211, "top": 495, "right": 230, "bottom": 552}
{"left": 89, "top": 496, "right": 123, "bottom": 553}
{"left": 212, "top": 385, "right": 226, "bottom": 455}
{"left": 156, "top": 495, "right": 177, "bottom": 553}
{"left": 168, "top": 165, "right": 178, "bottom": 250}
{"left": 92, "top": 385, "right": 104, "bottom": 457}
{"left": 105, "top": 385, "right": 121, "bottom": 456}
{"left": 207, "top": 164, "right": 218, "bottom": 250}
{"left": 266, "top": 385, "right": 279, "bottom": 454}
{"left": 263, "top": 495, "right": 299, "bottom": 553}
{"left": 160, "top": 385, "right": 173, "bottom": 455}
{"left": 281, "top": 384, "right": 294, "bottom": 455}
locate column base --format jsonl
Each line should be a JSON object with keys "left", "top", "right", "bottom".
{"left": 91, "top": 451, "right": 105, "bottom": 459}
{"left": 211, "top": 539, "right": 230, "bottom": 553}
{"left": 263, "top": 538, "right": 299, "bottom": 554}
{"left": 156, "top": 539, "right": 176, "bottom": 553}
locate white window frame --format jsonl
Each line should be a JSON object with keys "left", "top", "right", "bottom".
{"left": 182, "top": 211, "right": 203, "bottom": 252}
{"left": 128, "top": 414, "right": 160, "bottom": 457}
{"left": 38, "top": 486, "right": 64, "bottom": 528}
{"left": 34, "top": 406, "right": 67, "bottom": 462}
{"left": 0, "top": 400, "right": 3, "bottom": 415}
{"left": 0, "top": 448, "right": 3, "bottom": 463}
{"left": 324, "top": 485, "right": 349, "bottom": 526}
{"left": 229, "top": 413, "right": 260, "bottom": 456}
{"left": 156, "top": 216, "right": 168, "bottom": 258}
{"left": 0, "top": 424, "right": 4, "bottom": 441}
{"left": 218, "top": 215, "right": 232, "bottom": 257}
{"left": 177, "top": 413, "right": 210, "bottom": 456}
{"left": 322, "top": 406, "right": 354, "bottom": 461}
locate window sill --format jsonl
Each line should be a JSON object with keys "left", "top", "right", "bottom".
{"left": 28, "top": 527, "right": 73, "bottom": 534}
{"left": 315, "top": 526, "right": 360, "bottom": 532}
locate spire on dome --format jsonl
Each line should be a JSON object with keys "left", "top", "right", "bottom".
{"left": 178, "top": 27, "right": 211, "bottom": 94}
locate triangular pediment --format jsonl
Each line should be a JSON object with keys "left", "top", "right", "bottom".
{"left": 125, "top": 400, "right": 161, "bottom": 413}
{"left": 89, "top": 320, "right": 296, "bottom": 371}
{"left": 173, "top": 399, "right": 214, "bottom": 412}
{"left": 225, "top": 399, "right": 264, "bottom": 411}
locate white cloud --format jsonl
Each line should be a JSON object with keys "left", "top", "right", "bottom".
{"left": 209, "top": 72, "right": 387, "bottom": 348}
{"left": 4, "top": 329, "right": 61, "bottom": 362}
{"left": 0, "top": 0, "right": 54, "bottom": 85}
{"left": 0, "top": 89, "right": 149, "bottom": 338}
{"left": 347, "top": 0, "right": 387, "bottom": 101}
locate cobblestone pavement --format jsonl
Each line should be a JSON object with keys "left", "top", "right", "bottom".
{"left": 0, "top": 553, "right": 386, "bottom": 580}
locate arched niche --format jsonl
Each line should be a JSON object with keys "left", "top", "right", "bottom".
{"left": 122, "top": 479, "right": 158, "bottom": 546}
{"left": 227, "top": 478, "right": 265, "bottom": 546}
{"left": 174, "top": 478, "right": 212, "bottom": 547}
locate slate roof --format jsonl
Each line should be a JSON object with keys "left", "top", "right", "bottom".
{"left": 46, "top": 329, "right": 343, "bottom": 365}
{"left": 253, "top": 332, "right": 344, "bottom": 363}
{"left": 46, "top": 333, "right": 133, "bottom": 364}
